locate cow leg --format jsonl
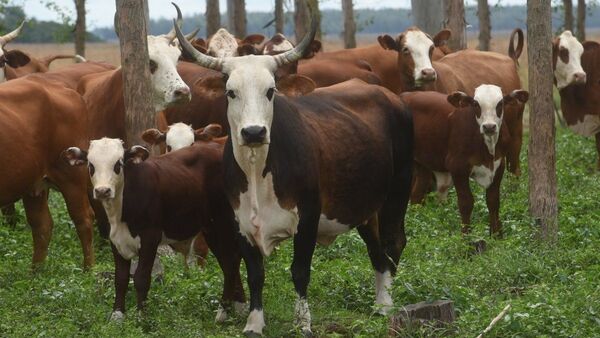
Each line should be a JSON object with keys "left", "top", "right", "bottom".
{"left": 192, "top": 233, "right": 209, "bottom": 267}
{"left": 433, "top": 171, "right": 453, "bottom": 202}
{"left": 595, "top": 133, "right": 600, "bottom": 170}
{"left": 23, "top": 190, "right": 53, "bottom": 268}
{"left": 410, "top": 163, "right": 431, "bottom": 204}
{"left": 452, "top": 172, "right": 474, "bottom": 234}
{"left": 238, "top": 232, "right": 265, "bottom": 336}
{"left": 1, "top": 203, "right": 17, "bottom": 228}
{"left": 486, "top": 162, "right": 505, "bottom": 237}
{"left": 110, "top": 243, "right": 131, "bottom": 321}
{"left": 133, "top": 230, "right": 161, "bottom": 311}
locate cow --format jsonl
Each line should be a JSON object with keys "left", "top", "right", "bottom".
{"left": 62, "top": 130, "right": 246, "bottom": 322}
{"left": 403, "top": 85, "right": 529, "bottom": 236}
{"left": 0, "top": 21, "right": 29, "bottom": 83}
{"left": 552, "top": 31, "right": 600, "bottom": 169}
{"left": 189, "top": 28, "right": 265, "bottom": 58}
{"left": 0, "top": 75, "right": 95, "bottom": 268}
{"left": 6, "top": 53, "right": 87, "bottom": 79}
{"left": 378, "top": 27, "right": 526, "bottom": 176}
{"left": 176, "top": 19, "right": 414, "bottom": 336}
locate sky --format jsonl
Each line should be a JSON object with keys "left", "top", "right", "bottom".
{"left": 17, "top": 0, "right": 527, "bottom": 29}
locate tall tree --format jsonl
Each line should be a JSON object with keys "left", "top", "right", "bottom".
{"left": 206, "top": 0, "right": 220, "bottom": 36}
{"left": 576, "top": 0, "right": 586, "bottom": 41}
{"left": 74, "top": 0, "right": 85, "bottom": 57}
{"left": 527, "top": 0, "right": 558, "bottom": 243}
{"left": 228, "top": 0, "right": 246, "bottom": 37}
{"left": 342, "top": 0, "right": 356, "bottom": 48}
{"left": 564, "top": 0, "right": 574, "bottom": 32}
{"left": 295, "top": 0, "right": 321, "bottom": 42}
{"left": 444, "top": 0, "right": 466, "bottom": 50}
{"left": 227, "top": 0, "right": 234, "bottom": 32}
{"left": 411, "top": 0, "right": 443, "bottom": 36}
{"left": 275, "top": 0, "right": 284, "bottom": 34}
{"left": 477, "top": 0, "right": 491, "bottom": 51}
{"left": 115, "top": 0, "right": 154, "bottom": 146}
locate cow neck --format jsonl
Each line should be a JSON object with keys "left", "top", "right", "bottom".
{"left": 101, "top": 178, "right": 139, "bottom": 259}
{"left": 231, "top": 136, "right": 270, "bottom": 218}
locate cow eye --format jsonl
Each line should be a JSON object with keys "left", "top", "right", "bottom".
{"left": 166, "top": 145, "right": 172, "bottom": 152}
{"left": 88, "top": 163, "right": 95, "bottom": 176}
{"left": 113, "top": 160, "right": 122, "bottom": 174}
{"left": 226, "top": 90, "right": 236, "bottom": 99}
{"left": 149, "top": 60, "right": 158, "bottom": 74}
{"left": 402, "top": 47, "right": 410, "bottom": 54}
{"left": 266, "top": 87, "right": 275, "bottom": 100}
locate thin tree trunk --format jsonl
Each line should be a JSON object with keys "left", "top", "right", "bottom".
{"left": 527, "top": 0, "right": 558, "bottom": 243}
{"left": 206, "top": 0, "right": 220, "bottom": 36}
{"left": 115, "top": 0, "right": 154, "bottom": 147}
{"left": 294, "top": 0, "right": 309, "bottom": 43}
{"left": 342, "top": 0, "right": 356, "bottom": 48}
{"left": 234, "top": 0, "right": 246, "bottom": 37}
{"left": 227, "top": 0, "right": 235, "bottom": 32}
{"left": 74, "top": 0, "right": 85, "bottom": 57}
{"left": 306, "top": 0, "right": 321, "bottom": 40}
{"left": 444, "top": 0, "right": 467, "bottom": 50}
{"left": 576, "top": 0, "right": 586, "bottom": 41}
{"left": 275, "top": 0, "right": 284, "bottom": 34}
{"left": 564, "top": 0, "right": 574, "bottom": 32}
{"left": 477, "top": 0, "right": 491, "bottom": 51}
{"left": 411, "top": 0, "right": 443, "bottom": 36}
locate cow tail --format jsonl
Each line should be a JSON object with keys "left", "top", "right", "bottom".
{"left": 508, "top": 28, "right": 524, "bottom": 66}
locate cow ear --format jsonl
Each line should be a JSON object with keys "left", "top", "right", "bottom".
{"left": 141, "top": 128, "right": 166, "bottom": 146}
{"left": 125, "top": 145, "right": 149, "bottom": 164}
{"left": 242, "top": 34, "right": 265, "bottom": 46}
{"left": 61, "top": 147, "right": 88, "bottom": 166}
{"left": 237, "top": 44, "right": 260, "bottom": 56}
{"left": 277, "top": 74, "right": 316, "bottom": 97}
{"left": 583, "top": 41, "right": 600, "bottom": 52}
{"left": 4, "top": 50, "right": 30, "bottom": 68}
{"left": 303, "top": 40, "right": 322, "bottom": 59}
{"left": 447, "top": 91, "right": 474, "bottom": 108}
{"left": 378, "top": 35, "right": 399, "bottom": 51}
{"left": 504, "top": 89, "right": 529, "bottom": 104}
{"left": 195, "top": 124, "right": 223, "bottom": 141}
{"left": 433, "top": 29, "right": 451, "bottom": 47}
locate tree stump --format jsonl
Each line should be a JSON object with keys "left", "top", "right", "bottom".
{"left": 389, "top": 300, "right": 455, "bottom": 335}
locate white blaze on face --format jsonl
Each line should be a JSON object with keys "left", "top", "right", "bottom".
{"left": 555, "top": 31, "right": 585, "bottom": 90}
{"left": 207, "top": 28, "right": 239, "bottom": 58}
{"left": 87, "top": 138, "right": 126, "bottom": 199}
{"left": 473, "top": 84, "right": 504, "bottom": 156}
{"left": 403, "top": 30, "right": 435, "bottom": 84}
{"left": 165, "top": 123, "right": 195, "bottom": 151}
{"left": 147, "top": 35, "right": 190, "bottom": 111}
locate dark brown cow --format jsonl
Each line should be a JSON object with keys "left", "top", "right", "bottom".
{"left": 62, "top": 130, "right": 245, "bottom": 322}
{"left": 403, "top": 85, "right": 528, "bottom": 236}
{"left": 0, "top": 75, "right": 95, "bottom": 267}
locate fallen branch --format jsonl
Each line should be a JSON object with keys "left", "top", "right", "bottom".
{"left": 476, "top": 304, "right": 511, "bottom": 338}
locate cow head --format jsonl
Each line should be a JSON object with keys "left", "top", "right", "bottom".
{"left": 142, "top": 123, "right": 223, "bottom": 151}
{"left": 553, "top": 30, "right": 586, "bottom": 90}
{"left": 378, "top": 27, "right": 437, "bottom": 87}
{"left": 62, "top": 139, "right": 149, "bottom": 200}
{"left": 175, "top": 19, "right": 317, "bottom": 149}
{"left": 262, "top": 33, "right": 322, "bottom": 80}
{"left": 448, "top": 85, "right": 529, "bottom": 156}
{"left": 0, "top": 21, "right": 29, "bottom": 82}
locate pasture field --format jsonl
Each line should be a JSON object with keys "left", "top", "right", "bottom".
{"left": 0, "top": 130, "right": 599, "bottom": 337}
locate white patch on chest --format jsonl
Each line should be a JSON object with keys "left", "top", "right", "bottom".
{"left": 568, "top": 114, "right": 600, "bottom": 137}
{"left": 471, "top": 159, "right": 502, "bottom": 189}
{"left": 317, "top": 215, "right": 351, "bottom": 246}
{"left": 103, "top": 196, "right": 140, "bottom": 260}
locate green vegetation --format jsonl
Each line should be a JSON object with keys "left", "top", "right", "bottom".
{"left": 0, "top": 128, "right": 599, "bottom": 337}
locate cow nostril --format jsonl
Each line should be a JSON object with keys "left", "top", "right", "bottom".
{"left": 174, "top": 87, "right": 190, "bottom": 98}
{"left": 483, "top": 124, "right": 497, "bottom": 133}
{"left": 421, "top": 69, "right": 436, "bottom": 79}
{"left": 94, "top": 187, "right": 112, "bottom": 199}
{"left": 241, "top": 126, "right": 267, "bottom": 144}
{"left": 574, "top": 72, "right": 587, "bottom": 83}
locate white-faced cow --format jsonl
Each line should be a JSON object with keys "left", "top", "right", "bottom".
{"left": 176, "top": 19, "right": 413, "bottom": 336}
{"left": 62, "top": 130, "right": 245, "bottom": 322}
{"left": 403, "top": 85, "right": 529, "bottom": 236}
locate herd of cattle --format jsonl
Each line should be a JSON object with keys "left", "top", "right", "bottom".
{"left": 0, "top": 4, "right": 598, "bottom": 335}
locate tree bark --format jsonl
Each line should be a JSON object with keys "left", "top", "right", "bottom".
{"left": 527, "top": 0, "right": 558, "bottom": 243}
{"left": 275, "top": 0, "right": 284, "bottom": 34}
{"left": 206, "top": 0, "right": 220, "bottom": 37}
{"left": 564, "top": 0, "right": 574, "bottom": 32}
{"left": 411, "top": 0, "right": 444, "bottom": 36}
{"left": 294, "top": 0, "right": 309, "bottom": 43}
{"left": 306, "top": 0, "right": 321, "bottom": 40}
{"left": 227, "top": 0, "right": 246, "bottom": 37}
{"left": 227, "top": 0, "right": 235, "bottom": 32}
{"left": 444, "top": 0, "right": 467, "bottom": 50}
{"left": 115, "top": 0, "right": 154, "bottom": 147}
{"left": 342, "top": 0, "right": 356, "bottom": 48}
{"left": 576, "top": 0, "right": 586, "bottom": 41}
{"left": 477, "top": 0, "right": 491, "bottom": 51}
{"left": 74, "top": 0, "right": 85, "bottom": 57}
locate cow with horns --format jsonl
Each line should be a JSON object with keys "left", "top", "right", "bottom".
{"left": 175, "top": 15, "right": 414, "bottom": 336}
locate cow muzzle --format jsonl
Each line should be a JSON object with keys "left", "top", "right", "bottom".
{"left": 241, "top": 125, "right": 267, "bottom": 146}
{"left": 482, "top": 123, "right": 497, "bottom": 136}
{"left": 94, "top": 186, "right": 114, "bottom": 200}
{"left": 171, "top": 86, "right": 191, "bottom": 104}
{"left": 420, "top": 68, "right": 437, "bottom": 82}
{"left": 573, "top": 72, "right": 587, "bottom": 85}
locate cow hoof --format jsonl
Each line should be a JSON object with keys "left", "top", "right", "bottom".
{"left": 109, "top": 311, "right": 124, "bottom": 322}
{"left": 375, "top": 304, "right": 393, "bottom": 316}
{"left": 215, "top": 305, "right": 228, "bottom": 323}
{"left": 302, "top": 329, "right": 314, "bottom": 337}
{"left": 243, "top": 331, "right": 262, "bottom": 338}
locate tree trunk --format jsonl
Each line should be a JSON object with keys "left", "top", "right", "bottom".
{"left": 74, "top": 0, "right": 85, "bottom": 57}
{"left": 411, "top": 0, "right": 444, "bottom": 36}
{"left": 477, "top": 0, "right": 491, "bottom": 51}
{"left": 564, "top": 0, "right": 574, "bottom": 32}
{"left": 227, "top": 0, "right": 235, "bottom": 33}
{"left": 342, "top": 0, "right": 356, "bottom": 48}
{"left": 527, "top": 0, "right": 558, "bottom": 243}
{"left": 306, "top": 0, "right": 321, "bottom": 40}
{"left": 115, "top": 0, "right": 154, "bottom": 147}
{"left": 576, "top": 0, "right": 585, "bottom": 41}
{"left": 227, "top": 0, "right": 246, "bottom": 37}
{"left": 444, "top": 0, "right": 467, "bottom": 50}
{"left": 275, "top": 0, "right": 284, "bottom": 34}
{"left": 206, "top": 0, "right": 220, "bottom": 36}
{"left": 294, "top": 0, "right": 309, "bottom": 43}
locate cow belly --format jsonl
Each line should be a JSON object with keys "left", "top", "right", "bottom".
{"left": 317, "top": 215, "right": 351, "bottom": 246}
{"left": 471, "top": 159, "right": 501, "bottom": 189}
{"left": 568, "top": 114, "right": 600, "bottom": 137}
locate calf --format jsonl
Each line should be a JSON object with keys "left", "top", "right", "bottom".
{"left": 403, "top": 85, "right": 528, "bottom": 236}
{"left": 62, "top": 132, "right": 245, "bottom": 322}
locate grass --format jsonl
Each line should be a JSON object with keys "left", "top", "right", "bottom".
{"left": 0, "top": 128, "right": 599, "bottom": 337}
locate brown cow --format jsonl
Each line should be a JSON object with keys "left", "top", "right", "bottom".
{"left": 403, "top": 85, "right": 529, "bottom": 236}
{"left": 62, "top": 130, "right": 246, "bottom": 322}
{"left": 0, "top": 21, "right": 29, "bottom": 83}
{"left": 6, "top": 53, "right": 86, "bottom": 79}
{"left": 0, "top": 75, "right": 95, "bottom": 268}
